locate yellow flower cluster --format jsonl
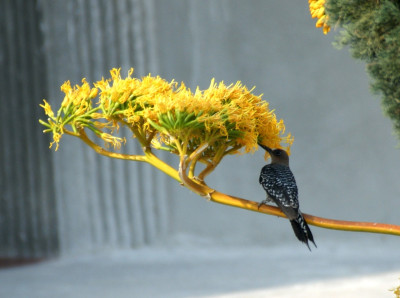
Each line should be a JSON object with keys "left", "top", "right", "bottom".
{"left": 40, "top": 68, "right": 293, "bottom": 158}
{"left": 40, "top": 78, "right": 102, "bottom": 150}
{"left": 309, "top": 0, "right": 330, "bottom": 34}
{"left": 391, "top": 281, "right": 400, "bottom": 298}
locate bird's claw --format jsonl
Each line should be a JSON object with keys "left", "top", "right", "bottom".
{"left": 257, "top": 200, "right": 267, "bottom": 210}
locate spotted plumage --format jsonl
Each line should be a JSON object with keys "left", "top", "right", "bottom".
{"left": 259, "top": 163, "right": 298, "bottom": 210}
{"left": 258, "top": 144, "right": 316, "bottom": 250}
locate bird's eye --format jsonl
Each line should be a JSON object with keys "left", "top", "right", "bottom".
{"left": 274, "top": 150, "right": 282, "bottom": 156}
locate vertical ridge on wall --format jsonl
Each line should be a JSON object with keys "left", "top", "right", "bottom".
{"left": 0, "top": 0, "right": 58, "bottom": 258}
{"left": 38, "top": 0, "right": 171, "bottom": 254}
{"left": 1, "top": 0, "right": 172, "bottom": 257}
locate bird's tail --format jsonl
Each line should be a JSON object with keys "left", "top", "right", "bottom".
{"left": 290, "top": 213, "right": 317, "bottom": 250}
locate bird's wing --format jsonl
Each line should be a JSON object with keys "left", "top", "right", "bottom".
{"left": 259, "top": 166, "right": 299, "bottom": 209}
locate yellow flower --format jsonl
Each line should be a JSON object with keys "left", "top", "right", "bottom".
{"left": 390, "top": 279, "right": 400, "bottom": 298}
{"left": 40, "top": 68, "right": 293, "bottom": 157}
{"left": 50, "top": 131, "right": 62, "bottom": 151}
{"left": 309, "top": 0, "right": 330, "bottom": 34}
{"left": 40, "top": 99, "right": 54, "bottom": 118}
{"left": 100, "top": 133, "right": 126, "bottom": 150}
{"left": 60, "top": 80, "right": 72, "bottom": 94}
{"left": 60, "top": 78, "right": 96, "bottom": 112}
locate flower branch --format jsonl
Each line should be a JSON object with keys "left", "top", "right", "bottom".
{"left": 39, "top": 68, "right": 400, "bottom": 239}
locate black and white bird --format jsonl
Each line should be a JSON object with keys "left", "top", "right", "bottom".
{"left": 258, "top": 143, "right": 316, "bottom": 250}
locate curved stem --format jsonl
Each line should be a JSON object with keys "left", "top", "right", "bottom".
{"left": 178, "top": 143, "right": 220, "bottom": 200}
{"left": 70, "top": 129, "right": 400, "bottom": 237}
{"left": 198, "top": 145, "right": 228, "bottom": 180}
{"left": 179, "top": 155, "right": 214, "bottom": 197}
{"left": 145, "top": 150, "right": 181, "bottom": 182}
{"left": 207, "top": 191, "right": 400, "bottom": 236}
{"left": 188, "top": 159, "right": 197, "bottom": 179}
{"left": 66, "top": 129, "right": 147, "bottom": 162}
{"left": 197, "top": 162, "right": 216, "bottom": 181}
{"left": 177, "top": 146, "right": 400, "bottom": 236}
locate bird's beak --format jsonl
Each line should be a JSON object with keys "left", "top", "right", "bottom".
{"left": 258, "top": 143, "right": 273, "bottom": 154}
{"left": 258, "top": 143, "right": 273, "bottom": 161}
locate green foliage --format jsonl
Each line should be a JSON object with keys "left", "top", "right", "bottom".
{"left": 326, "top": 0, "right": 400, "bottom": 138}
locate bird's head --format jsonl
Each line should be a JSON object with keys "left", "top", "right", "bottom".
{"left": 258, "top": 143, "right": 289, "bottom": 166}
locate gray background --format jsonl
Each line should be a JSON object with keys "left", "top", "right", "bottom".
{"left": 1, "top": 0, "right": 399, "bottom": 258}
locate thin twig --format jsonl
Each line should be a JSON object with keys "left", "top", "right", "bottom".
{"left": 67, "top": 129, "right": 147, "bottom": 162}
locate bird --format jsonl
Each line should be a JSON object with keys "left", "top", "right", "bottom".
{"left": 258, "top": 143, "right": 316, "bottom": 250}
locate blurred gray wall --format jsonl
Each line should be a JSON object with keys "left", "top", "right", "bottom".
{"left": 1, "top": 0, "right": 58, "bottom": 257}
{"left": 1, "top": 0, "right": 399, "bottom": 258}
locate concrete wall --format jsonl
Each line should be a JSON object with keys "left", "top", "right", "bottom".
{"left": 1, "top": 0, "right": 399, "bottom": 257}
{"left": 0, "top": 0, "right": 58, "bottom": 257}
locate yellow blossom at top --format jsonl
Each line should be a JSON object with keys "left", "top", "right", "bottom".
{"left": 61, "top": 79, "right": 98, "bottom": 108}
{"left": 39, "top": 68, "right": 293, "bottom": 160}
{"left": 309, "top": 0, "right": 330, "bottom": 34}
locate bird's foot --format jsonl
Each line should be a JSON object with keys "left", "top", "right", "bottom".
{"left": 257, "top": 200, "right": 268, "bottom": 210}
{"left": 258, "top": 196, "right": 274, "bottom": 210}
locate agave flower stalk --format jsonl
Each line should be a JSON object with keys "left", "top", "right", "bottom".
{"left": 39, "top": 68, "right": 400, "bottom": 238}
